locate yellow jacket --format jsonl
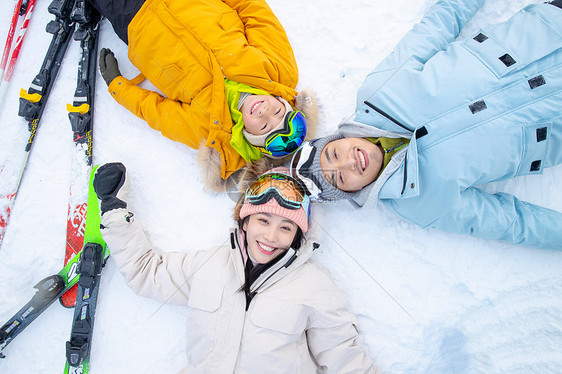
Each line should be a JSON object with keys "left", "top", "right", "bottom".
{"left": 108, "top": 0, "right": 300, "bottom": 181}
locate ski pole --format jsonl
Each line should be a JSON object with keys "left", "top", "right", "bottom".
{"left": 0, "top": 0, "right": 73, "bottom": 247}
{"left": 0, "top": 0, "right": 23, "bottom": 82}
{"left": 0, "top": 0, "right": 35, "bottom": 108}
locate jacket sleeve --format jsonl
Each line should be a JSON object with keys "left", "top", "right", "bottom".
{"left": 373, "top": 0, "right": 485, "bottom": 70}
{"left": 108, "top": 76, "right": 208, "bottom": 150}
{"left": 100, "top": 209, "right": 211, "bottom": 304}
{"left": 356, "top": 0, "right": 486, "bottom": 110}
{"left": 305, "top": 270, "right": 380, "bottom": 374}
{"left": 425, "top": 188, "right": 562, "bottom": 250}
{"left": 218, "top": 0, "right": 298, "bottom": 88}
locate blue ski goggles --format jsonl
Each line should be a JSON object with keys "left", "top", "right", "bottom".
{"left": 245, "top": 172, "right": 310, "bottom": 218}
{"left": 260, "top": 111, "right": 307, "bottom": 158}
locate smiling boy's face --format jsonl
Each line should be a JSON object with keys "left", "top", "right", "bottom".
{"left": 241, "top": 95, "right": 286, "bottom": 135}
{"left": 319, "top": 137, "right": 384, "bottom": 192}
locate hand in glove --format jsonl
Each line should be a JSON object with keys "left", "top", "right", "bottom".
{"left": 93, "top": 162, "right": 130, "bottom": 215}
{"left": 99, "top": 48, "right": 122, "bottom": 86}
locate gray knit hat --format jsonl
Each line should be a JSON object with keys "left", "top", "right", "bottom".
{"left": 290, "top": 136, "right": 359, "bottom": 202}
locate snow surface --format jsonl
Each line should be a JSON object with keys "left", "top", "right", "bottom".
{"left": 1, "top": 0, "right": 561, "bottom": 373}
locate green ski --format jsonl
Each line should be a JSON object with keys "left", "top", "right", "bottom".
{"left": 64, "top": 164, "right": 108, "bottom": 374}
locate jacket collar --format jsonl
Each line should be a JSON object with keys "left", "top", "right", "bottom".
{"left": 229, "top": 228, "right": 247, "bottom": 285}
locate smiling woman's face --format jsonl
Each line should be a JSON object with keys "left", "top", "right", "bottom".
{"left": 241, "top": 95, "right": 286, "bottom": 135}
{"left": 319, "top": 137, "right": 384, "bottom": 192}
{"left": 243, "top": 213, "right": 297, "bottom": 264}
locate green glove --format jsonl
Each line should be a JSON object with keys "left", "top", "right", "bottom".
{"left": 99, "top": 48, "right": 122, "bottom": 86}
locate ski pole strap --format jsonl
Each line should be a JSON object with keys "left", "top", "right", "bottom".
{"left": 19, "top": 88, "right": 41, "bottom": 103}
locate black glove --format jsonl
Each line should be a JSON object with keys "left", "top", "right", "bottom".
{"left": 93, "top": 162, "right": 129, "bottom": 215}
{"left": 98, "top": 48, "right": 122, "bottom": 86}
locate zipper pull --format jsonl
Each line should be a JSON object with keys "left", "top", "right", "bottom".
{"left": 384, "top": 141, "right": 404, "bottom": 154}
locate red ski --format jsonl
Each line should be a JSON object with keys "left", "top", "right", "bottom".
{"left": 60, "top": 1, "right": 100, "bottom": 307}
{"left": 0, "top": 0, "right": 35, "bottom": 247}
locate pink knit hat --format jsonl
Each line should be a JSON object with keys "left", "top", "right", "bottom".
{"left": 239, "top": 168, "right": 309, "bottom": 233}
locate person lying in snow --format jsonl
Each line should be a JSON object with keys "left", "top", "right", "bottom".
{"left": 93, "top": 163, "right": 379, "bottom": 373}
{"left": 87, "top": 0, "right": 318, "bottom": 191}
{"left": 288, "top": 0, "right": 562, "bottom": 249}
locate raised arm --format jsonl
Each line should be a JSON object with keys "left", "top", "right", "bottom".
{"left": 376, "top": 0, "right": 486, "bottom": 69}
{"left": 100, "top": 208, "right": 210, "bottom": 304}
{"left": 356, "top": 0, "right": 486, "bottom": 113}
{"left": 108, "top": 76, "right": 211, "bottom": 150}
{"left": 218, "top": 0, "right": 298, "bottom": 88}
{"left": 99, "top": 48, "right": 215, "bottom": 150}
{"left": 93, "top": 163, "right": 213, "bottom": 304}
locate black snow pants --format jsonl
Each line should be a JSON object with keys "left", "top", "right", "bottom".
{"left": 86, "top": 0, "right": 146, "bottom": 44}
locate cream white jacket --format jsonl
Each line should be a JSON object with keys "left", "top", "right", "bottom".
{"left": 101, "top": 209, "right": 379, "bottom": 374}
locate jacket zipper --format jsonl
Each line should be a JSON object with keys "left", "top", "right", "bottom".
{"left": 400, "top": 156, "right": 408, "bottom": 195}
{"left": 364, "top": 101, "right": 412, "bottom": 132}
{"left": 245, "top": 251, "right": 298, "bottom": 310}
{"left": 383, "top": 141, "right": 405, "bottom": 154}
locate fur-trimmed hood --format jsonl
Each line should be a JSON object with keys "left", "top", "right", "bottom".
{"left": 198, "top": 89, "right": 321, "bottom": 193}
{"left": 294, "top": 88, "right": 320, "bottom": 139}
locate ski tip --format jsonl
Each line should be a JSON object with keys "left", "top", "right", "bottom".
{"left": 59, "top": 287, "right": 78, "bottom": 309}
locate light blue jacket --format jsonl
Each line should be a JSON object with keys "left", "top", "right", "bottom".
{"left": 340, "top": 0, "right": 562, "bottom": 249}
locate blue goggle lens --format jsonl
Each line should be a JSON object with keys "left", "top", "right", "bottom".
{"left": 264, "top": 111, "right": 307, "bottom": 157}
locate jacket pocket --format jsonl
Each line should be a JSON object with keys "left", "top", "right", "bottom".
{"left": 516, "top": 121, "right": 551, "bottom": 176}
{"left": 462, "top": 7, "right": 562, "bottom": 78}
{"left": 462, "top": 34, "right": 519, "bottom": 78}
{"left": 218, "top": 10, "right": 243, "bottom": 32}
{"left": 188, "top": 278, "right": 224, "bottom": 312}
{"left": 156, "top": 64, "right": 184, "bottom": 93}
{"left": 251, "top": 297, "right": 307, "bottom": 335}
{"left": 185, "top": 278, "right": 224, "bottom": 365}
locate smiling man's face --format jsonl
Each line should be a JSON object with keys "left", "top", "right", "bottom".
{"left": 319, "top": 137, "right": 384, "bottom": 192}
